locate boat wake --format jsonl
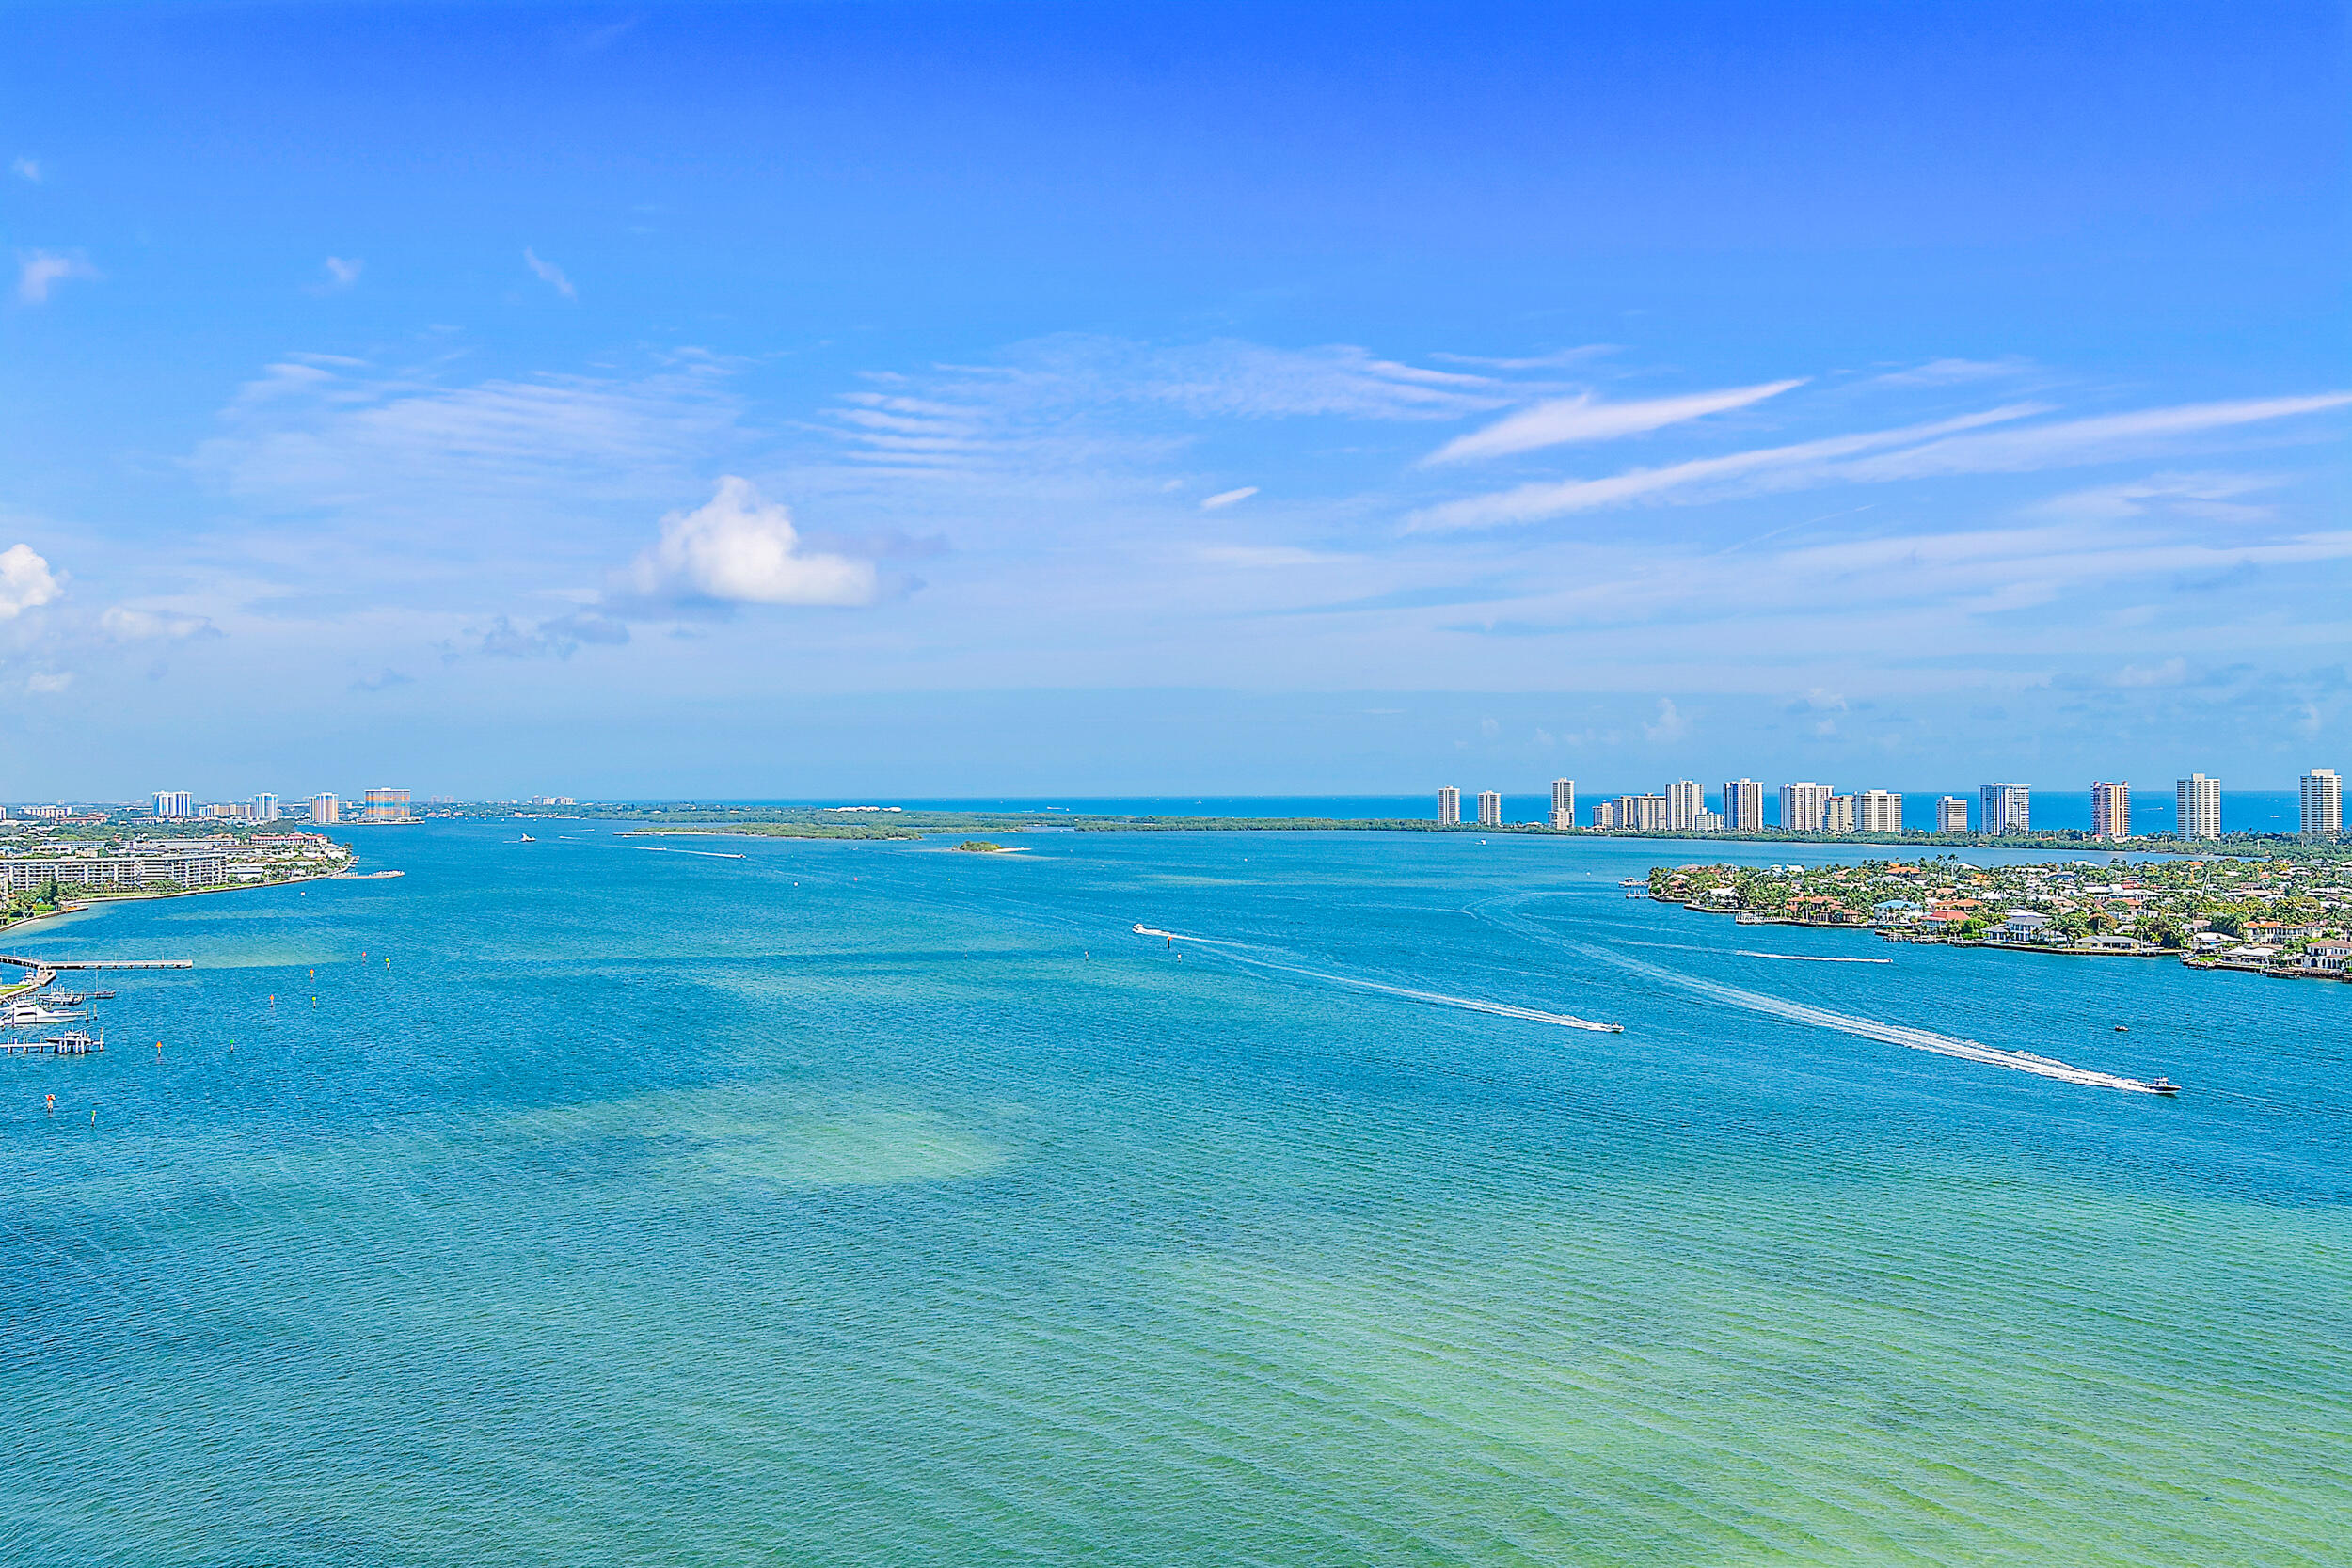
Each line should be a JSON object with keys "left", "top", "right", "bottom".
{"left": 1734, "top": 951, "right": 1892, "bottom": 965}
{"left": 1131, "top": 924, "right": 1623, "bottom": 1033}
{"left": 1474, "top": 905, "right": 2175, "bottom": 1094}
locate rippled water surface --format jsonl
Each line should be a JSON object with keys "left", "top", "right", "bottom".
{"left": 5, "top": 825, "right": 2346, "bottom": 1565}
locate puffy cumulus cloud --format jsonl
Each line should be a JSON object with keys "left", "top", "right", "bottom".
{"left": 16, "top": 250, "right": 96, "bottom": 305}
{"left": 625, "top": 477, "right": 877, "bottom": 608}
{"left": 100, "top": 605, "right": 215, "bottom": 641}
{"left": 1642, "top": 697, "right": 1691, "bottom": 743}
{"left": 0, "top": 544, "right": 61, "bottom": 617}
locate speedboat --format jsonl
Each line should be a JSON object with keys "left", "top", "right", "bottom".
{"left": 519, "top": 834, "right": 536, "bottom": 842}
{"left": 2145, "top": 1077, "right": 2180, "bottom": 1096}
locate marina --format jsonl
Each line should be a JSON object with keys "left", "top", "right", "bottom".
{"left": 0, "top": 954, "right": 186, "bottom": 1061}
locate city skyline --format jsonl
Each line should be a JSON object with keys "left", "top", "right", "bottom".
{"left": 2, "top": 4, "right": 2346, "bottom": 797}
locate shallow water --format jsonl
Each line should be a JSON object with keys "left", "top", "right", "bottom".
{"left": 5, "top": 825, "right": 2345, "bottom": 1565}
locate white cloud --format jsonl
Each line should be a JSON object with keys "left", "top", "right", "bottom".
{"left": 2022, "top": 472, "right": 2277, "bottom": 526}
{"left": 196, "top": 356, "right": 744, "bottom": 525}
{"left": 2115, "top": 658, "right": 2186, "bottom": 688}
{"left": 1831, "top": 394, "right": 2352, "bottom": 483}
{"left": 524, "top": 248, "right": 576, "bottom": 299}
{"left": 318, "top": 257, "right": 363, "bottom": 291}
{"left": 0, "top": 544, "right": 61, "bottom": 617}
{"left": 1642, "top": 697, "right": 1690, "bottom": 743}
{"left": 24, "top": 672, "right": 71, "bottom": 694}
{"left": 1408, "top": 392, "right": 2350, "bottom": 533}
{"left": 1200, "top": 486, "right": 1259, "bottom": 510}
{"left": 100, "top": 605, "right": 215, "bottom": 641}
{"left": 16, "top": 250, "right": 96, "bottom": 305}
{"left": 10, "top": 156, "right": 39, "bottom": 183}
{"left": 1407, "top": 405, "right": 2044, "bottom": 531}
{"left": 624, "top": 477, "right": 877, "bottom": 607}
{"left": 1195, "top": 545, "right": 1329, "bottom": 567}
{"left": 1423, "top": 379, "right": 1805, "bottom": 465}
{"left": 1872, "top": 356, "right": 2034, "bottom": 386}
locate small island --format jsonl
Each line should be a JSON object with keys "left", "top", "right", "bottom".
{"left": 953, "top": 840, "right": 1007, "bottom": 853}
{"left": 1646, "top": 856, "right": 2352, "bottom": 980}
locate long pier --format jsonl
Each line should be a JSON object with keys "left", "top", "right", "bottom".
{"left": 0, "top": 956, "right": 191, "bottom": 971}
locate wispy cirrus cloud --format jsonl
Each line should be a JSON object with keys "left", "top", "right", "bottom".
{"left": 1407, "top": 392, "right": 2351, "bottom": 532}
{"left": 1406, "top": 405, "right": 2046, "bottom": 531}
{"left": 524, "top": 247, "right": 576, "bottom": 299}
{"left": 195, "top": 355, "right": 746, "bottom": 526}
{"left": 1200, "top": 486, "right": 1258, "bottom": 510}
{"left": 1422, "top": 378, "right": 1805, "bottom": 465}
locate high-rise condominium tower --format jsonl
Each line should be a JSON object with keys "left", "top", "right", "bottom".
{"left": 1936, "top": 796, "right": 1969, "bottom": 834}
{"left": 1437, "top": 787, "right": 1460, "bottom": 826}
{"left": 2175, "top": 774, "right": 2221, "bottom": 840}
{"left": 1723, "top": 779, "right": 1763, "bottom": 832}
{"left": 1778, "top": 782, "right": 1832, "bottom": 832}
{"left": 309, "top": 792, "right": 340, "bottom": 825}
{"left": 2090, "top": 781, "right": 2130, "bottom": 840}
{"left": 1476, "top": 790, "right": 1502, "bottom": 828}
{"left": 1549, "top": 779, "right": 1576, "bottom": 830}
{"left": 1665, "top": 780, "right": 1703, "bottom": 830}
{"left": 2302, "top": 769, "right": 2342, "bottom": 841}
{"left": 153, "top": 790, "right": 193, "bottom": 819}
{"left": 1856, "top": 789, "right": 1902, "bottom": 834}
{"left": 1979, "top": 783, "right": 2030, "bottom": 836}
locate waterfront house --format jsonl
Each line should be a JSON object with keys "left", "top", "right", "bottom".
{"left": 1989, "top": 911, "right": 2054, "bottom": 943}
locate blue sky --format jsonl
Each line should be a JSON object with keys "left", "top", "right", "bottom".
{"left": 2, "top": 2, "right": 2346, "bottom": 800}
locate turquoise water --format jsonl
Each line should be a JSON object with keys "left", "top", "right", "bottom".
{"left": 5, "top": 825, "right": 2345, "bottom": 1565}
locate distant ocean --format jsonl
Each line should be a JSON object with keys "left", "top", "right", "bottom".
{"left": 732, "top": 790, "right": 2312, "bottom": 835}
{"left": 5, "top": 823, "right": 2343, "bottom": 1564}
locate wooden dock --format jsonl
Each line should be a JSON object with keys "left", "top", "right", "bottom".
{"left": 0, "top": 956, "right": 192, "bottom": 971}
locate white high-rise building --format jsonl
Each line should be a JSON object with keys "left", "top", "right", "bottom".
{"left": 1629, "top": 794, "right": 1669, "bottom": 832}
{"left": 1549, "top": 779, "right": 1576, "bottom": 831}
{"left": 1592, "top": 799, "right": 1622, "bottom": 830}
{"left": 2301, "top": 769, "right": 2342, "bottom": 841}
{"left": 2175, "top": 774, "right": 2221, "bottom": 841}
{"left": 153, "top": 790, "right": 193, "bottom": 819}
{"left": 1666, "top": 780, "right": 1704, "bottom": 830}
{"left": 252, "top": 793, "right": 279, "bottom": 824}
{"left": 1778, "top": 782, "right": 1832, "bottom": 832}
{"left": 310, "top": 792, "right": 341, "bottom": 826}
{"left": 1822, "top": 795, "right": 1856, "bottom": 833}
{"left": 1437, "top": 787, "right": 1460, "bottom": 826}
{"left": 1936, "top": 796, "right": 1970, "bottom": 834}
{"left": 1476, "top": 790, "right": 1502, "bottom": 828}
{"left": 1856, "top": 789, "right": 1902, "bottom": 834}
{"left": 1723, "top": 779, "right": 1763, "bottom": 832}
{"left": 2090, "top": 781, "right": 2131, "bottom": 840}
{"left": 1979, "top": 783, "right": 2030, "bottom": 836}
